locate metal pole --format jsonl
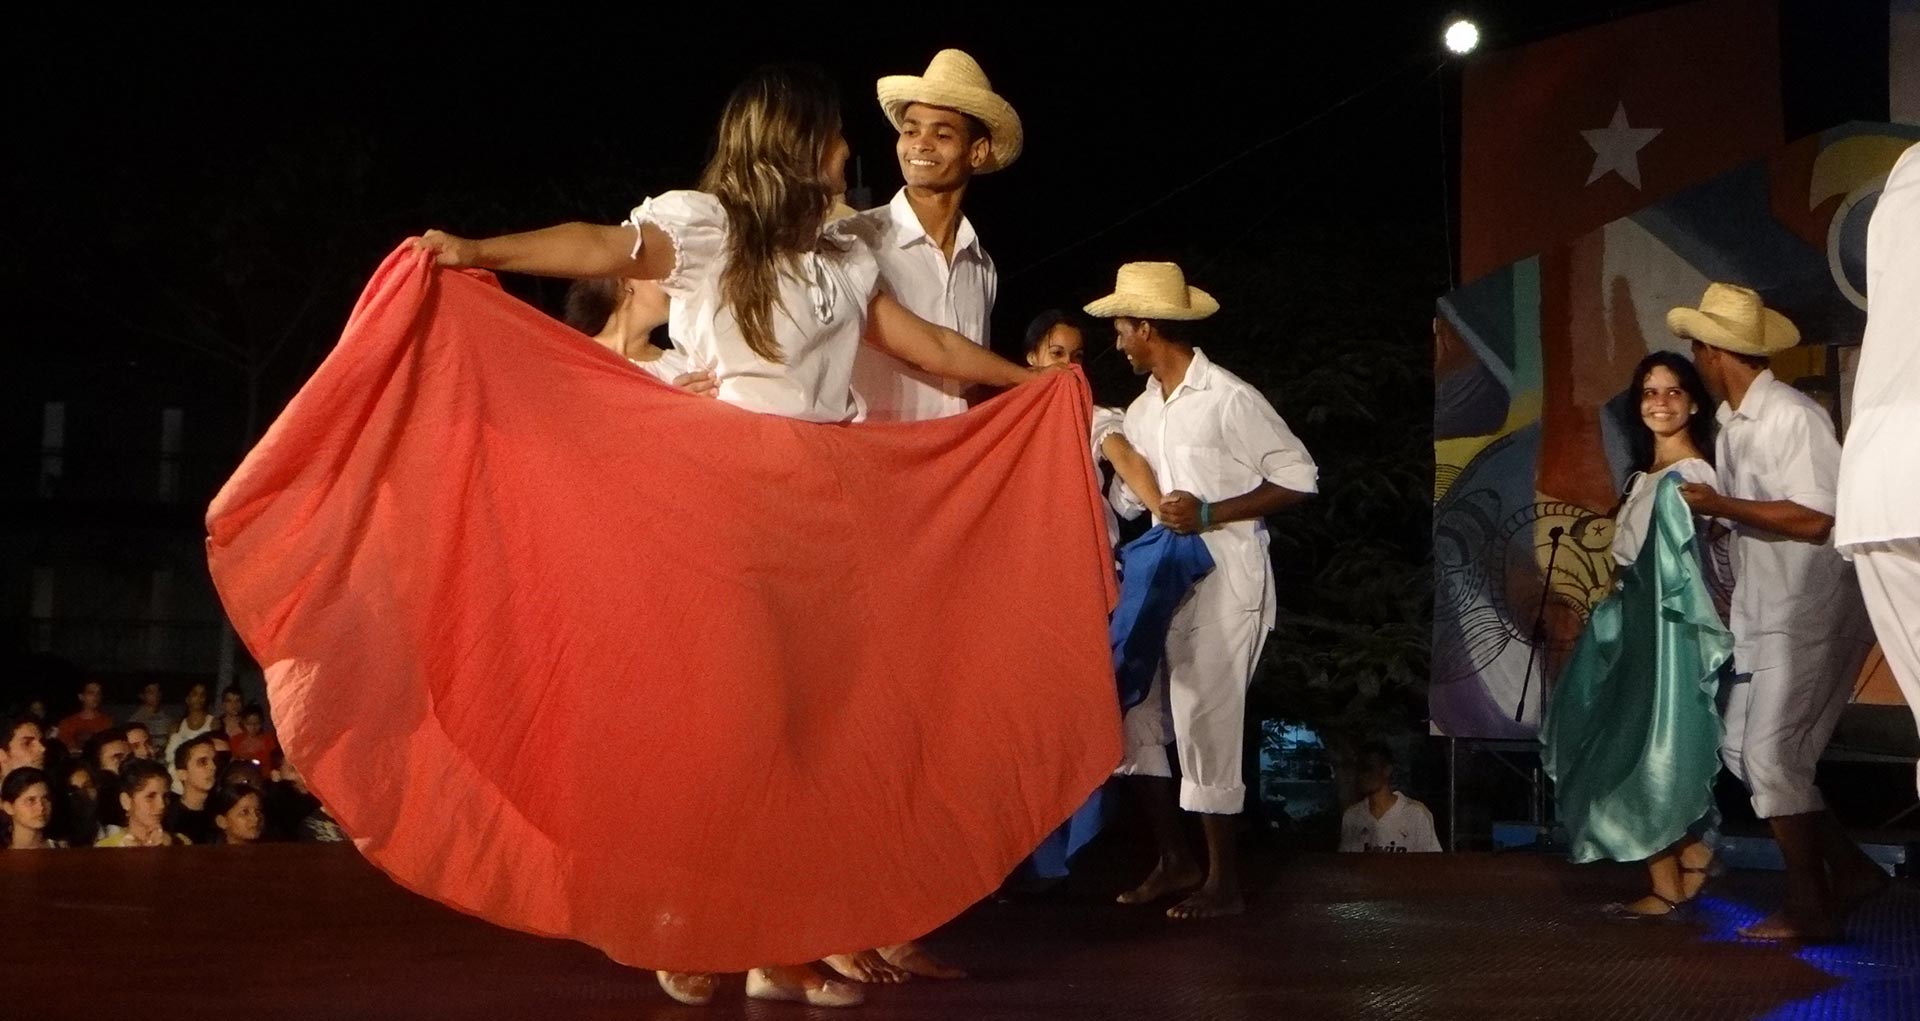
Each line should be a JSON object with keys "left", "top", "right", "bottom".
{"left": 1448, "top": 736, "right": 1459, "bottom": 851}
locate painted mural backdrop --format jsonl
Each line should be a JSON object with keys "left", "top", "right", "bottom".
{"left": 1432, "top": 123, "right": 1920, "bottom": 739}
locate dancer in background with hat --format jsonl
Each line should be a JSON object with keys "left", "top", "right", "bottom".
{"left": 847, "top": 48, "right": 1020, "bottom": 424}
{"left": 1836, "top": 143, "right": 1920, "bottom": 799}
{"left": 819, "top": 48, "right": 1023, "bottom": 986}
{"left": 1673, "top": 283, "right": 1885, "bottom": 942}
{"left": 1089, "top": 262, "right": 1318, "bottom": 919}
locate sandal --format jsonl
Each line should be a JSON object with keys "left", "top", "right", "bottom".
{"left": 1601, "top": 892, "right": 1695, "bottom": 922}
{"left": 1675, "top": 848, "right": 1723, "bottom": 900}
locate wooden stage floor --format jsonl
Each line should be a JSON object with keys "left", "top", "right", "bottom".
{"left": 5, "top": 844, "right": 1917, "bottom": 1019}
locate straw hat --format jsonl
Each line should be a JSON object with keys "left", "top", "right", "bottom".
{"left": 1084, "top": 262, "right": 1220, "bottom": 321}
{"left": 1665, "top": 283, "right": 1800, "bottom": 356}
{"left": 876, "top": 49, "right": 1023, "bottom": 172}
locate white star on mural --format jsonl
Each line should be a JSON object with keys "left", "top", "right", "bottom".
{"left": 1581, "top": 102, "right": 1663, "bottom": 189}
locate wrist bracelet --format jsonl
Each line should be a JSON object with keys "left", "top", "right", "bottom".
{"left": 1200, "top": 502, "right": 1213, "bottom": 530}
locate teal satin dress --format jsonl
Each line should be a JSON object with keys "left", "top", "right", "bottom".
{"left": 1542, "top": 475, "right": 1733, "bottom": 864}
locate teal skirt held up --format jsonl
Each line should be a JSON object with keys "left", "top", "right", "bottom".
{"left": 1542, "top": 475, "right": 1733, "bottom": 864}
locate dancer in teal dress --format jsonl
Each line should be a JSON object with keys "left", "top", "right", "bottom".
{"left": 1543, "top": 352, "right": 1732, "bottom": 919}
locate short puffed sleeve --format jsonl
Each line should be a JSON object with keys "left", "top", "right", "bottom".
{"left": 623, "top": 190, "right": 728, "bottom": 299}
{"left": 821, "top": 215, "right": 885, "bottom": 309}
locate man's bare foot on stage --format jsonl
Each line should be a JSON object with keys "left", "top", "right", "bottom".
{"left": 1166, "top": 883, "right": 1244, "bottom": 920}
{"left": 822, "top": 950, "right": 910, "bottom": 984}
{"left": 878, "top": 941, "right": 966, "bottom": 979}
{"left": 1738, "top": 908, "right": 1842, "bottom": 943}
{"left": 1116, "top": 859, "right": 1204, "bottom": 905}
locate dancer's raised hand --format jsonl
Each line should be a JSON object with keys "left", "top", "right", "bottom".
{"left": 412, "top": 230, "right": 481, "bottom": 269}
{"left": 672, "top": 370, "right": 719, "bottom": 398}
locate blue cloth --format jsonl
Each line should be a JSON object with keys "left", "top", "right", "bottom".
{"left": 1110, "top": 526, "right": 1217, "bottom": 710}
{"left": 1024, "top": 786, "right": 1109, "bottom": 880}
{"left": 1021, "top": 528, "right": 1215, "bottom": 882}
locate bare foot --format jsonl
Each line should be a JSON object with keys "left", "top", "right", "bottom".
{"left": 655, "top": 971, "right": 714, "bottom": 1006}
{"left": 747, "top": 965, "right": 864, "bottom": 1008}
{"left": 1167, "top": 885, "right": 1244, "bottom": 920}
{"left": 1738, "top": 908, "right": 1842, "bottom": 943}
{"left": 878, "top": 941, "right": 966, "bottom": 980}
{"left": 1116, "top": 859, "right": 1204, "bottom": 905}
{"left": 822, "top": 950, "right": 909, "bottom": 984}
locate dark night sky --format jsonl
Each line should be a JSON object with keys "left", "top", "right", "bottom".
{"left": 2, "top": 1, "right": 1890, "bottom": 449}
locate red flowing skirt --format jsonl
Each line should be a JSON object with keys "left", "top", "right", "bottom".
{"left": 205, "top": 247, "right": 1121, "bottom": 972}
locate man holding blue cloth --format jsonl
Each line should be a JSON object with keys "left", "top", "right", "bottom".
{"left": 1089, "top": 262, "right": 1318, "bottom": 919}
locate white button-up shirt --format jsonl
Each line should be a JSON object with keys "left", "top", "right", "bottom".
{"left": 1113, "top": 349, "right": 1318, "bottom": 628}
{"left": 629, "top": 191, "right": 881, "bottom": 423}
{"left": 1715, "top": 370, "right": 1865, "bottom": 670}
{"left": 1837, "top": 142, "right": 1920, "bottom": 551}
{"left": 847, "top": 189, "right": 997, "bottom": 422}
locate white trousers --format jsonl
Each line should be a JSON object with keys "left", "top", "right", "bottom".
{"left": 1114, "top": 609, "right": 1266, "bottom": 815}
{"left": 1720, "top": 636, "right": 1861, "bottom": 818}
{"left": 1852, "top": 539, "right": 1920, "bottom": 796}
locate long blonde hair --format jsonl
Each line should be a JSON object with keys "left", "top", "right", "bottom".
{"left": 697, "top": 65, "right": 843, "bottom": 363}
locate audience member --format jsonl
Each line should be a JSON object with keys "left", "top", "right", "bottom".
{"left": 218, "top": 686, "right": 247, "bottom": 738}
{"left": 164, "top": 735, "right": 222, "bottom": 846}
{"left": 96, "top": 759, "right": 188, "bottom": 846}
{"left": 4, "top": 717, "right": 47, "bottom": 780}
{"left": 124, "top": 721, "right": 157, "bottom": 761}
{"left": 228, "top": 705, "right": 278, "bottom": 770}
{"left": 266, "top": 756, "right": 344, "bottom": 843}
{"left": 3, "top": 767, "right": 63, "bottom": 849}
{"left": 53, "top": 680, "right": 113, "bottom": 753}
{"left": 163, "top": 682, "right": 219, "bottom": 764}
{"left": 83, "top": 728, "right": 133, "bottom": 776}
{"left": 57, "top": 761, "right": 104, "bottom": 847}
{"left": 126, "top": 682, "right": 176, "bottom": 749}
{"left": 209, "top": 784, "right": 267, "bottom": 845}
{"left": 1338, "top": 741, "right": 1441, "bottom": 854}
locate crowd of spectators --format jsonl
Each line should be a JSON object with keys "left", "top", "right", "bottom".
{"left": 1, "top": 677, "right": 340, "bottom": 849}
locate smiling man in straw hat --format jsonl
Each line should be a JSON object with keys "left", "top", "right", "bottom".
{"left": 847, "top": 48, "right": 1020, "bottom": 424}
{"left": 1089, "top": 262, "right": 1318, "bottom": 920}
{"left": 817, "top": 49, "right": 1020, "bottom": 988}
{"left": 1672, "top": 282, "right": 1884, "bottom": 942}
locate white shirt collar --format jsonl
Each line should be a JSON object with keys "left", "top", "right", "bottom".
{"left": 887, "top": 188, "right": 981, "bottom": 258}
{"left": 1716, "top": 368, "right": 1779, "bottom": 425}
{"left": 1147, "top": 347, "right": 1216, "bottom": 401}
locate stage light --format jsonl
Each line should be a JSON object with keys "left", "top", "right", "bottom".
{"left": 1444, "top": 19, "right": 1480, "bottom": 55}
